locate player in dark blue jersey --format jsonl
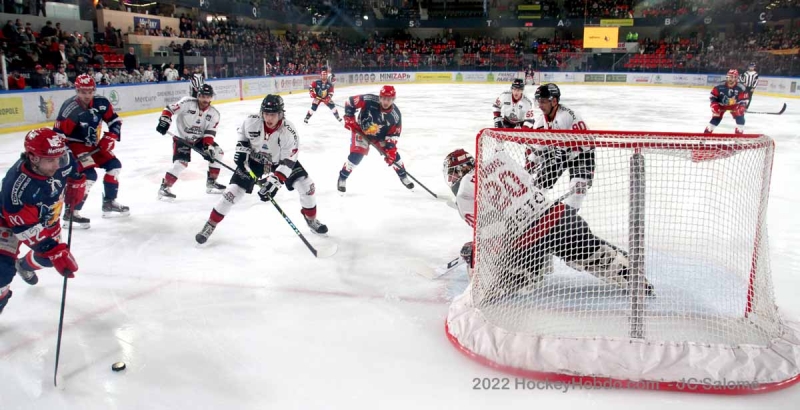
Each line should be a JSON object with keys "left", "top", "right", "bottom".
{"left": 337, "top": 85, "right": 413, "bottom": 193}
{"left": 704, "top": 69, "right": 749, "bottom": 134}
{"left": 303, "top": 70, "right": 342, "bottom": 124}
{"left": 53, "top": 74, "right": 129, "bottom": 228}
{"left": 0, "top": 128, "right": 86, "bottom": 315}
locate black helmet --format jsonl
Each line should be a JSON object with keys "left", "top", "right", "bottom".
{"left": 534, "top": 83, "right": 561, "bottom": 101}
{"left": 197, "top": 83, "right": 214, "bottom": 97}
{"left": 511, "top": 78, "right": 525, "bottom": 90}
{"left": 261, "top": 94, "right": 284, "bottom": 113}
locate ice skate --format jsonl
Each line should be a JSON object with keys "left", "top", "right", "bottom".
{"left": 15, "top": 259, "right": 38, "bottom": 286}
{"left": 62, "top": 206, "right": 91, "bottom": 229}
{"left": 195, "top": 221, "right": 216, "bottom": 244}
{"left": 102, "top": 199, "right": 130, "bottom": 218}
{"left": 158, "top": 179, "right": 177, "bottom": 201}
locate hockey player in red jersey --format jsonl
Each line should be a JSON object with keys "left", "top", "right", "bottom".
{"left": 54, "top": 74, "right": 128, "bottom": 228}
{"left": 337, "top": 85, "right": 412, "bottom": 193}
{"left": 0, "top": 128, "right": 85, "bottom": 314}
{"left": 304, "top": 70, "right": 342, "bottom": 124}
{"left": 705, "top": 69, "right": 749, "bottom": 134}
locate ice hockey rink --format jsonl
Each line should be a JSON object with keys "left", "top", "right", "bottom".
{"left": 0, "top": 82, "right": 798, "bottom": 409}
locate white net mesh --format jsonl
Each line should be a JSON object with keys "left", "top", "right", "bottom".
{"left": 447, "top": 129, "right": 800, "bottom": 390}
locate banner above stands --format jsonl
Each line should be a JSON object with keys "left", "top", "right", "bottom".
{"left": 1, "top": 72, "right": 797, "bottom": 131}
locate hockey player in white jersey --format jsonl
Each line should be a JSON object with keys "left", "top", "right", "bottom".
{"left": 195, "top": 95, "right": 328, "bottom": 244}
{"left": 156, "top": 84, "right": 226, "bottom": 200}
{"left": 443, "top": 148, "right": 651, "bottom": 299}
{"left": 522, "top": 83, "right": 595, "bottom": 210}
{"left": 493, "top": 79, "right": 533, "bottom": 128}
{"left": 739, "top": 62, "right": 759, "bottom": 109}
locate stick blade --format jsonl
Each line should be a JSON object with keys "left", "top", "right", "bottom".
{"left": 314, "top": 243, "right": 338, "bottom": 258}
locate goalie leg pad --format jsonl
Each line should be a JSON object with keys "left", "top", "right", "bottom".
{"left": 563, "top": 177, "right": 590, "bottom": 210}
{"left": 566, "top": 244, "right": 629, "bottom": 288}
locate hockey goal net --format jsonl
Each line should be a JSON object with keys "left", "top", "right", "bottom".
{"left": 446, "top": 128, "right": 800, "bottom": 393}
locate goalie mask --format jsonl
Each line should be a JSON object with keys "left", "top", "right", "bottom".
{"left": 443, "top": 149, "right": 475, "bottom": 196}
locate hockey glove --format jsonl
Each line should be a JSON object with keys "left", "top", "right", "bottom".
{"left": 343, "top": 115, "right": 360, "bottom": 133}
{"left": 156, "top": 115, "right": 171, "bottom": 135}
{"left": 460, "top": 241, "right": 474, "bottom": 268}
{"left": 734, "top": 104, "right": 746, "bottom": 117}
{"left": 258, "top": 173, "right": 285, "bottom": 201}
{"left": 494, "top": 117, "right": 504, "bottom": 128}
{"left": 309, "top": 89, "right": 317, "bottom": 100}
{"left": 64, "top": 175, "right": 87, "bottom": 207}
{"left": 201, "top": 144, "right": 216, "bottom": 161}
{"left": 41, "top": 243, "right": 78, "bottom": 278}
{"left": 384, "top": 146, "right": 397, "bottom": 166}
{"left": 234, "top": 167, "right": 255, "bottom": 182}
{"left": 710, "top": 102, "right": 723, "bottom": 117}
{"left": 98, "top": 132, "right": 117, "bottom": 153}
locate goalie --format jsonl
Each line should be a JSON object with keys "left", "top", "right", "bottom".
{"left": 443, "top": 148, "right": 652, "bottom": 301}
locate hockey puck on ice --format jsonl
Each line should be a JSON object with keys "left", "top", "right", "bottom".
{"left": 112, "top": 362, "right": 126, "bottom": 372}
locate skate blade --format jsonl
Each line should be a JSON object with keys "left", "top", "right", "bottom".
{"left": 102, "top": 210, "right": 130, "bottom": 218}
{"left": 206, "top": 189, "right": 224, "bottom": 195}
{"left": 158, "top": 194, "right": 176, "bottom": 202}
{"left": 309, "top": 228, "right": 329, "bottom": 237}
{"left": 314, "top": 243, "right": 338, "bottom": 258}
{"left": 62, "top": 221, "right": 90, "bottom": 229}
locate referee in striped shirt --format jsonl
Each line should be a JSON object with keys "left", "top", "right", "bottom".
{"left": 740, "top": 62, "right": 759, "bottom": 109}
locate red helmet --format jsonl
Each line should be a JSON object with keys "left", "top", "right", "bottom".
{"left": 443, "top": 148, "right": 475, "bottom": 193}
{"left": 24, "top": 128, "right": 68, "bottom": 159}
{"left": 75, "top": 74, "right": 96, "bottom": 90}
{"left": 379, "top": 85, "right": 396, "bottom": 98}
{"left": 726, "top": 69, "right": 739, "bottom": 83}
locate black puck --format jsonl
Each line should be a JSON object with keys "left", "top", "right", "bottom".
{"left": 112, "top": 362, "right": 126, "bottom": 372}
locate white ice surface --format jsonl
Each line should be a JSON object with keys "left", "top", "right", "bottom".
{"left": 0, "top": 83, "right": 798, "bottom": 409}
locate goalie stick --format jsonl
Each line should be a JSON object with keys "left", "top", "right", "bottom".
{"left": 747, "top": 103, "right": 786, "bottom": 115}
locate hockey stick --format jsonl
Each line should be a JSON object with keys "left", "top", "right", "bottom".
{"left": 357, "top": 133, "right": 438, "bottom": 199}
{"left": 747, "top": 103, "right": 786, "bottom": 115}
{"left": 417, "top": 256, "right": 465, "bottom": 280}
{"left": 241, "top": 162, "right": 336, "bottom": 258}
{"left": 167, "top": 132, "right": 236, "bottom": 173}
{"left": 53, "top": 212, "right": 74, "bottom": 387}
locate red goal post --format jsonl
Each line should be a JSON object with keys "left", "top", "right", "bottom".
{"left": 446, "top": 128, "right": 800, "bottom": 394}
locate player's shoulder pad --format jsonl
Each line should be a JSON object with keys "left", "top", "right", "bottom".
{"left": 363, "top": 94, "right": 380, "bottom": 103}
{"left": 93, "top": 95, "right": 112, "bottom": 105}
{"left": 207, "top": 105, "right": 222, "bottom": 118}
{"left": 390, "top": 105, "right": 401, "bottom": 120}
{"left": 5, "top": 163, "right": 39, "bottom": 208}
{"left": 282, "top": 119, "right": 299, "bottom": 137}
{"left": 58, "top": 97, "right": 80, "bottom": 118}
{"left": 735, "top": 83, "right": 747, "bottom": 91}
{"left": 520, "top": 95, "right": 533, "bottom": 105}
{"left": 558, "top": 104, "right": 579, "bottom": 120}
{"left": 241, "top": 113, "right": 262, "bottom": 130}
{"left": 178, "top": 96, "right": 197, "bottom": 105}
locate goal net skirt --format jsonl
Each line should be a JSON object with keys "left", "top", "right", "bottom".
{"left": 445, "top": 129, "right": 800, "bottom": 394}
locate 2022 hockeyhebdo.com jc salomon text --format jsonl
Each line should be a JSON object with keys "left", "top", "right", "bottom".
{"left": 471, "top": 377, "right": 761, "bottom": 393}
